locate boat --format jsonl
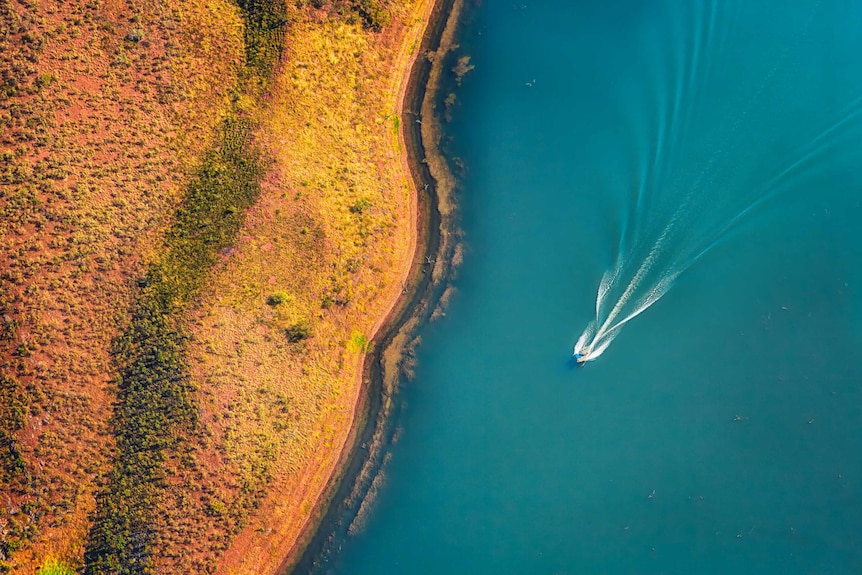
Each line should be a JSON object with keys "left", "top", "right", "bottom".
{"left": 573, "top": 346, "right": 590, "bottom": 363}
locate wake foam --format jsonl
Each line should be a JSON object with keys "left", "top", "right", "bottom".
{"left": 572, "top": 2, "right": 862, "bottom": 363}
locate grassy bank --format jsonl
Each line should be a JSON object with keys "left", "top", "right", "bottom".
{"left": 170, "top": 2, "right": 440, "bottom": 573}
{"left": 288, "top": 0, "right": 466, "bottom": 569}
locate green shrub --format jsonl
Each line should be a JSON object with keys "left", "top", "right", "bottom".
{"left": 34, "top": 72, "right": 56, "bottom": 89}
{"left": 39, "top": 558, "right": 76, "bottom": 575}
{"left": 352, "top": 0, "right": 390, "bottom": 31}
{"left": 124, "top": 29, "right": 144, "bottom": 43}
{"left": 205, "top": 498, "right": 228, "bottom": 517}
{"left": 285, "top": 321, "right": 311, "bottom": 343}
{"left": 349, "top": 198, "right": 372, "bottom": 214}
{"left": 348, "top": 331, "right": 369, "bottom": 353}
{"left": 266, "top": 290, "right": 292, "bottom": 306}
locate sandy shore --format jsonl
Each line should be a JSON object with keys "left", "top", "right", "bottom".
{"left": 283, "top": 0, "right": 466, "bottom": 571}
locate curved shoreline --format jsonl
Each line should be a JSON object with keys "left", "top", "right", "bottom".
{"left": 281, "top": 0, "right": 463, "bottom": 572}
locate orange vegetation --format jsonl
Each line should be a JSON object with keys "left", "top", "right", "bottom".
{"left": 0, "top": 0, "right": 242, "bottom": 570}
{"left": 2, "top": 0, "right": 442, "bottom": 572}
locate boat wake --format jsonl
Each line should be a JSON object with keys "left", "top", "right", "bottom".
{"left": 574, "top": 0, "right": 862, "bottom": 363}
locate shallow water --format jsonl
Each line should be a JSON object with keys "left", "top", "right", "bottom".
{"left": 324, "top": 1, "right": 862, "bottom": 573}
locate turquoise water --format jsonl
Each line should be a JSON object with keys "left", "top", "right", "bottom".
{"left": 325, "top": 1, "right": 862, "bottom": 573}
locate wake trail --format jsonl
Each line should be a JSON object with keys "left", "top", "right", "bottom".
{"left": 679, "top": 95, "right": 862, "bottom": 269}
{"left": 592, "top": 210, "right": 681, "bottom": 346}
{"left": 573, "top": 1, "right": 861, "bottom": 364}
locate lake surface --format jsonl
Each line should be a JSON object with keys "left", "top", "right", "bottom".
{"left": 326, "top": 1, "right": 862, "bottom": 573}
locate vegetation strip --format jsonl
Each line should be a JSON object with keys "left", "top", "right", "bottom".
{"left": 82, "top": 2, "right": 285, "bottom": 573}
{"left": 284, "top": 0, "right": 464, "bottom": 571}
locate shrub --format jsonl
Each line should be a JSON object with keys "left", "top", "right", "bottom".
{"left": 352, "top": 0, "right": 390, "bottom": 31}
{"left": 347, "top": 331, "right": 369, "bottom": 353}
{"left": 205, "top": 498, "right": 227, "bottom": 517}
{"left": 349, "top": 198, "right": 371, "bottom": 214}
{"left": 285, "top": 321, "right": 311, "bottom": 343}
{"left": 235, "top": 0, "right": 288, "bottom": 77}
{"left": 266, "top": 290, "right": 292, "bottom": 306}
{"left": 39, "top": 558, "right": 75, "bottom": 575}
{"left": 125, "top": 29, "right": 144, "bottom": 43}
{"left": 34, "top": 72, "right": 56, "bottom": 89}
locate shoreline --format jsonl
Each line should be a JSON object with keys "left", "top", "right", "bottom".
{"left": 281, "top": 0, "right": 464, "bottom": 571}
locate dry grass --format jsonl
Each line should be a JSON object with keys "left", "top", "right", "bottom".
{"left": 0, "top": 0, "right": 243, "bottom": 571}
